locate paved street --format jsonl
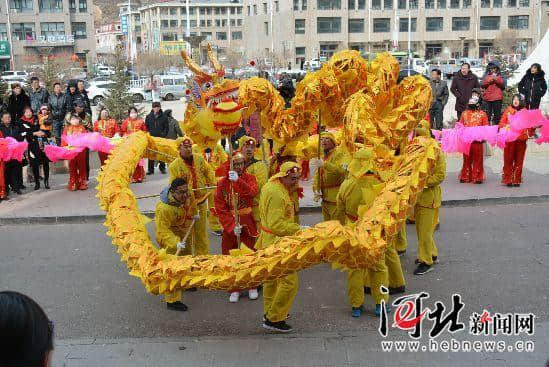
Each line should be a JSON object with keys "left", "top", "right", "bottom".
{"left": 1, "top": 203, "right": 548, "bottom": 366}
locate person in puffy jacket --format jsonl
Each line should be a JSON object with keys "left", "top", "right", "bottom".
{"left": 164, "top": 109, "right": 183, "bottom": 140}
{"left": 28, "top": 76, "right": 49, "bottom": 116}
{"left": 481, "top": 61, "right": 505, "bottom": 125}
{"left": 518, "top": 63, "right": 547, "bottom": 110}
{"left": 145, "top": 101, "right": 169, "bottom": 174}
{"left": 49, "top": 82, "right": 67, "bottom": 145}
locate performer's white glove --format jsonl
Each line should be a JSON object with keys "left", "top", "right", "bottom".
{"left": 176, "top": 241, "right": 186, "bottom": 251}
{"left": 192, "top": 214, "right": 200, "bottom": 221}
{"left": 234, "top": 224, "right": 242, "bottom": 236}
{"left": 228, "top": 170, "right": 239, "bottom": 182}
{"left": 113, "top": 133, "right": 121, "bottom": 139}
{"left": 313, "top": 192, "right": 322, "bottom": 202}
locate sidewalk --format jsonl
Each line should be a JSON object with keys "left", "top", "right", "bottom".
{"left": 1, "top": 147, "right": 548, "bottom": 223}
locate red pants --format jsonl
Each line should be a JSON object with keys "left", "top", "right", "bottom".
{"left": 221, "top": 228, "right": 256, "bottom": 255}
{"left": 68, "top": 151, "right": 88, "bottom": 190}
{"left": 301, "top": 160, "right": 310, "bottom": 180}
{"left": 502, "top": 140, "right": 527, "bottom": 185}
{"left": 131, "top": 165, "right": 145, "bottom": 183}
{"left": 0, "top": 160, "right": 5, "bottom": 199}
{"left": 460, "top": 142, "right": 484, "bottom": 183}
{"left": 98, "top": 151, "right": 109, "bottom": 166}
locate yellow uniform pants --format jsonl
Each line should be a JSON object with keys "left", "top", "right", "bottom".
{"left": 386, "top": 237, "right": 406, "bottom": 288}
{"left": 395, "top": 226, "right": 407, "bottom": 253}
{"left": 164, "top": 291, "right": 182, "bottom": 303}
{"left": 415, "top": 205, "right": 439, "bottom": 266}
{"left": 347, "top": 254, "right": 389, "bottom": 307}
{"left": 191, "top": 203, "right": 210, "bottom": 255}
{"left": 263, "top": 272, "right": 298, "bottom": 322}
{"left": 207, "top": 196, "right": 222, "bottom": 232}
{"left": 321, "top": 202, "right": 338, "bottom": 221}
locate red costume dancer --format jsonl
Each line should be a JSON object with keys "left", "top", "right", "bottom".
{"left": 499, "top": 95, "right": 532, "bottom": 186}
{"left": 213, "top": 152, "right": 259, "bottom": 254}
{"left": 63, "top": 116, "right": 88, "bottom": 191}
{"left": 121, "top": 109, "right": 147, "bottom": 183}
{"left": 93, "top": 111, "right": 119, "bottom": 165}
{"left": 459, "top": 99, "right": 489, "bottom": 184}
{"left": 0, "top": 131, "right": 6, "bottom": 200}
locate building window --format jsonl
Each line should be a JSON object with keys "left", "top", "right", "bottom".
{"left": 237, "top": 19, "right": 242, "bottom": 26}
{"left": 223, "top": 19, "right": 228, "bottom": 27}
{"left": 160, "top": 8, "right": 169, "bottom": 15}
{"left": 507, "top": 0, "right": 516, "bottom": 6}
{"left": 320, "top": 43, "right": 338, "bottom": 57}
{"left": 215, "top": 19, "right": 220, "bottom": 26}
{"left": 450, "top": 0, "right": 459, "bottom": 7}
{"left": 437, "top": 0, "right": 446, "bottom": 8}
{"left": 398, "top": 0, "right": 406, "bottom": 8}
{"left": 253, "top": 4, "right": 257, "bottom": 14}
{"left": 399, "top": 17, "right": 417, "bottom": 32}
{"left": 247, "top": 5, "right": 250, "bottom": 15}
{"left": 493, "top": 0, "right": 501, "bottom": 6}
{"left": 317, "top": 0, "right": 341, "bottom": 10}
{"left": 230, "top": 19, "right": 235, "bottom": 26}
{"left": 39, "top": 0, "right": 62, "bottom": 12}
{"left": 78, "top": 0, "right": 86, "bottom": 12}
{"left": 237, "top": 7, "right": 242, "bottom": 14}
{"left": 296, "top": 46, "right": 305, "bottom": 55}
{"left": 0, "top": 24, "right": 7, "bottom": 41}
{"left": 171, "top": 20, "right": 178, "bottom": 27}
{"left": 200, "top": 7, "right": 206, "bottom": 14}
{"left": 231, "top": 7, "right": 236, "bottom": 14}
{"left": 275, "top": 1, "right": 279, "bottom": 11}
{"left": 72, "top": 22, "right": 86, "bottom": 39}
{"left": 9, "top": 0, "right": 33, "bottom": 12}
{"left": 317, "top": 17, "right": 341, "bottom": 33}
{"left": 372, "top": 0, "right": 381, "bottom": 9}
{"left": 518, "top": 0, "right": 528, "bottom": 6}
{"left": 161, "top": 20, "right": 169, "bottom": 28}
{"left": 426, "top": 17, "right": 443, "bottom": 31}
{"left": 162, "top": 33, "right": 177, "bottom": 41}
{"left": 384, "top": 0, "right": 392, "bottom": 9}
{"left": 295, "top": 19, "right": 305, "bottom": 34}
{"left": 201, "top": 32, "right": 212, "bottom": 40}
{"left": 216, "top": 31, "right": 227, "bottom": 40}
{"left": 69, "top": 0, "right": 76, "bottom": 12}
{"left": 263, "top": 2, "right": 267, "bottom": 13}
{"left": 480, "top": 16, "right": 500, "bottom": 30}
{"left": 452, "top": 17, "right": 470, "bottom": 30}
{"left": 358, "top": 0, "right": 365, "bottom": 8}
{"left": 152, "top": 21, "right": 158, "bottom": 28}
{"left": 425, "top": 0, "right": 434, "bottom": 8}
{"left": 169, "top": 7, "right": 176, "bottom": 15}
{"left": 264, "top": 22, "right": 269, "bottom": 35}
{"left": 481, "top": 0, "right": 490, "bottom": 7}
{"left": 190, "top": 20, "right": 197, "bottom": 27}
{"left": 348, "top": 19, "right": 364, "bottom": 33}
{"left": 348, "top": 0, "right": 355, "bottom": 9}
{"left": 294, "top": 0, "right": 299, "bottom": 10}
{"left": 40, "top": 22, "right": 64, "bottom": 38}
{"left": 373, "top": 18, "right": 390, "bottom": 32}
{"left": 508, "top": 15, "right": 528, "bottom": 29}
{"left": 181, "top": 7, "right": 186, "bottom": 15}
{"left": 232, "top": 31, "right": 242, "bottom": 39}
{"left": 409, "top": 0, "right": 418, "bottom": 8}
{"left": 426, "top": 43, "right": 442, "bottom": 58}
{"left": 302, "top": 0, "right": 307, "bottom": 9}
{"left": 12, "top": 23, "right": 35, "bottom": 40}
{"left": 463, "top": 0, "right": 471, "bottom": 6}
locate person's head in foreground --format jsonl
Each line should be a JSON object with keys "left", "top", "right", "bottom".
{"left": 0, "top": 291, "right": 54, "bottom": 367}
{"left": 177, "top": 137, "right": 194, "bottom": 160}
{"left": 169, "top": 177, "right": 189, "bottom": 204}
{"left": 272, "top": 161, "right": 301, "bottom": 189}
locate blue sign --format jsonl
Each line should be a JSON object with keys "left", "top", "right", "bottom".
{"left": 121, "top": 15, "right": 128, "bottom": 34}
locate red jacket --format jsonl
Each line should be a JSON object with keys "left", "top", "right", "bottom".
{"left": 213, "top": 172, "right": 259, "bottom": 236}
{"left": 498, "top": 106, "right": 533, "bottom": 141}
{"left": 481, "top": 73, "right": 504, "bottom": 102}
{"left": 459, "top": 109, "right": 489, "bottom": 127}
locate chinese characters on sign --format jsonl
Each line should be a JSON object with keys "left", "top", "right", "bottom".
{"left": 27, "top": 35, "right": 75, "bottom": 44}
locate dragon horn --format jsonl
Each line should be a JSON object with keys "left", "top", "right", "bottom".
{"left": 180, "top": 50, "right": 210, "bottom": 81}
{"left": 207, "top": 44, "right": 223, "bottom": 73}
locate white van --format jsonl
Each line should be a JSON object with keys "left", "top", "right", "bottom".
{"left": 154, "top": 74, "right": 188, "bottom": 101}
{"left": 1, "top": 70, "right": 28, "bottom": 81}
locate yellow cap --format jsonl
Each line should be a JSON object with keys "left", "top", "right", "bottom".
{"left": 347, "top": 148, "right": 375, "bottom": 178}
{"left": 269, "top": 161, "right": 301, "bottom": 181}
{"left": 320, "top": 131, "right": 337, "bottom": 143}
{"left": 238, "top": 135, "right": 256, "bottom": 149}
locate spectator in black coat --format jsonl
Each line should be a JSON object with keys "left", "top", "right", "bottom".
{"left": 64, "top": 80, "right": 80, "bottom": 114}
{"left": 450, "top": 63, "right": 480, "bottom": 120}
{"left": 19, "top": 106, "right": 48, "bottom": 190}
{"left": 7, "top": 83, "right": 31, "bottom": 121}
{"left": 28, "top": 76, "right": 49, "bottom": 115}
{"left": 49, "top": 82, "right": 67, "bottom": 145}
{"left": 164, "top": 109, "right": 183, "bottom": 140}
{"left": 518, "top": 63, "right": 547, "bottom": 110}
{"left": 0, "top": 111, "right": 24, "bottom": 194}
{"left": 76, "top": 80, "right": 92, "bottom": 115}
{"left": 145, "top": 101, "right": 169, "bottom": 174}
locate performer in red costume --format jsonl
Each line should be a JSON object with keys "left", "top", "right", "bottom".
{"left": 93, "top": 107, "right": 119, "bottom": 166}
{"left": 63, "top": 114, "right": 88, "bottom": 191}
{"left": 0, "top": 131, "right": 6, "bottom": 200}
{"left": 459, "top": 96, "right": 489, "bottom": 184}
{"left": 213, "top": 152, "right": 260, "bottom": 303}
{"left": 120, "top": 107, "right": 147, "bottom": 183}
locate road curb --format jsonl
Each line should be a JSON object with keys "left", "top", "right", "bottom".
{"left": 2, "top": 195, "right": 549, "bottom": 225}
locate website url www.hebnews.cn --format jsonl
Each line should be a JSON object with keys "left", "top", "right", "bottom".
{"left": 380, "top": 339, "right": 535, "bottom": 353}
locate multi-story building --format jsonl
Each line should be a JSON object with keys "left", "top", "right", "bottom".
{"left": 118, "top": 0, "right": 142, "bottom": 59}
{"left": 95, "top": 23, "right": 124, "bottom": 57}
{"left": 243, "top": 0, "right": 549, "bottom": 67}
{"left": 0, "top": 0, "right": 96, "bottom": 71}
{"left": 128, "top": 0, "right": 244, "bottom": 62}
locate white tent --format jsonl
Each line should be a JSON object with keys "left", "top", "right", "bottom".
{"left": 508, "top": 29, "right": 549, "bottom": 86}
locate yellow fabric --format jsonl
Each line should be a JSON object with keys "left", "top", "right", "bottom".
{"left": 168, "top": 154, "right": 215, "bottom": 255}
{"left": 247, "top": 159, "right": 269, "bottom": 223}
{"left": 313, "top": 146, "right": 350, "bottom": 220}
{"left": 269, "top": 161, "right": 300, "bottom": 182}
{"left": 263, "top": 273, "right": 298, "bottom": 322}
{"left": 254, "top": 139, "right": 271, "bottom": 161}
{"left": 395, "top": 226, "right": 407, "bottom": 253}
{"left": 347, "top": 148, "right": 375, "bottom": 179}
{"left": 416, "top": 148, "right": 446, "bottom": 209}
{"left": 415, "top": 205, "right": 438, "bottom": 266}
{"left": 386, "top": 237, "right": 405, "bottom": 288}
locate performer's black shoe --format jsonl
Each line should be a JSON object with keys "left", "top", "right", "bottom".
{"left": 263, "top": 318, "right": 293, "bottom": 333}
{"left": 435, "top": 223, "right": 440, "bottom": 231}
{"left": 506, "top": 183, "right": 513, "bottom": 187}
{"left": 363, "top": 286, "right": 371, "bottom": 294}
{"left": 167, "top": 301, "right": 188, "bottom": 311}
{"left": 147, "top": 170, "right": 154, "bottom": 175}
{"left": 397, "top": 250, "right": 406, "bottom": 256}
{"left": 414, "top": 263, "right": 433, "bottom": 275}
{"left": 389, "top": 286, "right": 406, "bottom": 295}
{"left": 513, "top": 183, "right": 520, "bottom": 187}
{"left": 186, "top": 287, "right": 197, "bottom": 292}
{"left": 406, "top": 218, "right": 415, "bottom": 224}
{"left": 160, "top": 168, "right": 166, "bottom": 174}
{"left": 474, "top": 181, "right": 483, "bottom": 184}
{"left": 432, "top": 256, "right": 439, "bottom": 264}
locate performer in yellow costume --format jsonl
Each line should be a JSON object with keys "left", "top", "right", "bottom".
{"left": 314, "top": 132, "right": 351, "bottom": 221}
{"left": 257, "top": 161, "right": 302, "bottom": 333}
{"left": 169, "top": 137, "right": 216, "bottom": 256}
{"left": 193, "top": 142, "right": 227, "bottom": 235}
{"left": 336, "top": 148, "right": 389, "bottom": 317}
{"left": 238, "top": 135, "right": 269, "bottom": 223}
{"left": 412, "top": 121, "right": 446, "bottom": 275}
{"left": 154, "top": 177, "right": 198, "bottom": 311}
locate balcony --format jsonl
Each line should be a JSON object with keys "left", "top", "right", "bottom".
{"left": 24, "top": 35, "right": 76, "bottom": 48}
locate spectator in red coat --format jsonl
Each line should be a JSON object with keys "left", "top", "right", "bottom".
{"left": 481, "top": 61, "right": 506, "bottom": 125}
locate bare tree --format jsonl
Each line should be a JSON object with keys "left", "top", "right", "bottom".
{"left": 223, "top": 49, "right": 244, "bottom": 69}
{"left": 493, "top": 30, "right": 520, "bottom": 55}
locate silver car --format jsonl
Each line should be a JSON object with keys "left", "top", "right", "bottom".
{"left": 155, "top": 75, "right": 189, "bottom": 101}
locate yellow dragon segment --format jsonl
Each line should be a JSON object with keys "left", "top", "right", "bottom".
{"left": 96, "top": 50, "right": 437, "bottom": 297}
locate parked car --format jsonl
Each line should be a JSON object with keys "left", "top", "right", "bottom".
{"left": 1, "top": 70, "right": 29, "bottom": 82}
{"left": 154, "top": 74, "right": 189, "bottom": 101}
{"left": 96, "top": 65, "right": 115, "bottom": 76}
{"left": 88, "top": 82, "right": 151, "bottom": 105}
{"left": 440, "top": 59, "right": 459, "bottom": 79}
